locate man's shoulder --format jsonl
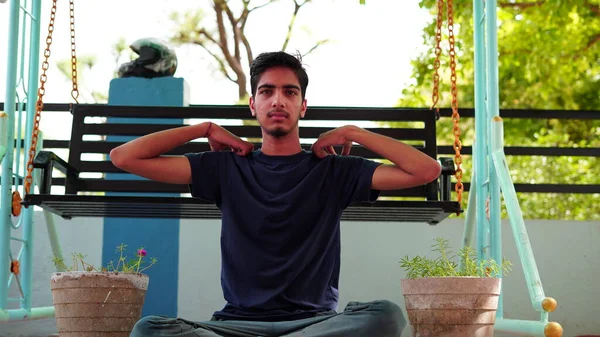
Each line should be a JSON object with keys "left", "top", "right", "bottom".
{"left": 185, "top": 150, "right": 237, "bottom": 161}
{"left": 327, "top": 154, "right": 375, "bottom": 164}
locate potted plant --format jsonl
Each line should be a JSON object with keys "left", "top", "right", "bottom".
{"left": 50, "top": 244, "right": 157, "bottom": 337}
{"left": 400, "top": 238, "right": 511, "bottom": 337}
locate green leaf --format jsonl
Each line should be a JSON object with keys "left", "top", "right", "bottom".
{"left": 398, "top": 1, "right": 599, "bottom": 220}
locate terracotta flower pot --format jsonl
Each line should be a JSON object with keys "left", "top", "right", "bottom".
{"left": 401, "top": 277, "right": 502, "bottom": 337}
{"left": 50, "top": 271, "right": 149, "bottom": 337}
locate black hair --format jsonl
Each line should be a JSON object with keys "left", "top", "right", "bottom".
{"left": 249, "top": 51, "right": 309, "bottom": 99}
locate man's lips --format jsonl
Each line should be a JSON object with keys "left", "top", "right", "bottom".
{"left": 268, "top": 111, "right": 289, "bottom": 118}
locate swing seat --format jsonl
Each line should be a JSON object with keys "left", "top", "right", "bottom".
{"left": 24, "top": 195, "right": 460, "bottom": 224}
{"left": 21, "top": 104, "right": 462, "bottom": 224}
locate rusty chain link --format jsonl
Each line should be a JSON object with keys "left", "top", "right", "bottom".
{"left": 430, "top": 0, "right": 444, "bottom": 120}
{"left": 447, "top": 0, "right": 463, "bottom": 208}
{"left": 430, "top": 0, "right": 464, "bottom": 212}
{"left": 25, "top": 0, "right": 78, "bottom": 195}
{"left": 24, "top": 0, "right": 57, "bottom": 194}
{"left": 69, "top": 0, "right": 79, "bottom": 103}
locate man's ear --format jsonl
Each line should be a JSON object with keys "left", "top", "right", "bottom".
{"left": 249, "top": 96, "right": 256, "bottom": 116}
{"left": 300, "top": 98, "right": 307, "bottom": 118}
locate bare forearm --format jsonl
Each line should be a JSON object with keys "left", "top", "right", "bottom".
{"left": 346, "top": 126, "right": 440, "bottom": 176}
{"left": 111, "top": 122, "right": 210, "bottom": 164}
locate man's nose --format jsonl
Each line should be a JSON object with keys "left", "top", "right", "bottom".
{"left": 271, "top": 91, "right": 285, "bottom": 107}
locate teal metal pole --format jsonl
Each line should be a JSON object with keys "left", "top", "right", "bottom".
{"left": 0, "top": 112, "right": 7, "bottom": 161}
{"left": 484, "top": 0, "right": 504, "bottom": 317}
{"left": 0, "top": 0, "right": 22, "bottom": 310}
{"left": 461, "top": 168, "right": 476, "bottom": 247}
{"left": 460, "top": 134, "right": 478, "bottom": 268}
{"left": 0, "top": 306, "right": 55, "bottom": 321}
{"left": 495, "top": 318, "right": 562, "bottom": 337}
{"left": 20, "top": 0, "right": 43, "bottom": 312}
{"left": 31, "top": 136, "right": 65, "bottom": 271}
{"left": 491, "top": 118, "right": 547, "bottom": 311}
{"left": 472, "top": 0, "right": 489, "bottom": 263}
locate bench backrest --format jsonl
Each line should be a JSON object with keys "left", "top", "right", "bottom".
{"left": 65, "top": 104, "right": 439, "bottom": 200}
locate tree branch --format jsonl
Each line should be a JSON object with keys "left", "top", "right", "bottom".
{"left": 282, "top": 0, "right": 310, "bottom": 52}
{"left": 222, "top": 1, "right": 242, "bottom": 62}
{"left": 198, "top": 28, "right": 219, "bottom": 46}
{"left": 215, "top": 0, "right": 247, "bottom": 99}
{"left": 241, "top": 35, "right": 254, "bottom": 66}
{"left": 586, "top": 0, "right": 600, "bottom": 15}
{"left": 586, "top": 33, "right": 600, "bottom": 50}
{"left": 193, "top": 41, "right": 236, "bottom": 83}
{"left": 175, "top": 28, "right": 220, "bottom": 52}
{"left": 302, "top": 39, "right": 330, "bottom": 57}
{"left": 239, "top": 2, "right": 254, "bottom": 64}
{"left": 249, "top": 0, "right": 278, "bottom": 13}
{"left": 213, "top": 0, "right": 235, "bottom": 65}
{"left": 498, "top": 1, "right": 545, "bottom": 9}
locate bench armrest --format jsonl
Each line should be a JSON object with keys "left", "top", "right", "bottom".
{"left": 33, "top": 150, "right": 80, "bottom": 194}
{"left": 437, "top": 157, "right": 456, "bottom": 201}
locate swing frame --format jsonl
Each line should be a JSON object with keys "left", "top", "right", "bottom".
{"left": 0, "top": 0, "right": 565, "bottom": 336}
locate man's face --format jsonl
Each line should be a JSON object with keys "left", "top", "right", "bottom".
{"left": 250, "top": 66, "right": 307, "bottom": 138}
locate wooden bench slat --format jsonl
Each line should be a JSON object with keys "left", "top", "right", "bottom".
{"left": 23, "top": 194, "right": 461, "bottom": 224}
{"left": 75, "top": 104, "right": 435, "bottom": 122}
{"left": 46, "top": 178, "right": 430, "bottom": 198}
{"left": 82, "top": 123, "right": 427, "bottom": 141}
{"left": 75, "top": 142, "right": 430, "bottom": 158}
{"left": 25, "top": 103, "right": 461, "bottom": 223}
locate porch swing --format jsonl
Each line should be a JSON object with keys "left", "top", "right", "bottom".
{"left": 19, "top": 0, "right": 463, "bottom": 224}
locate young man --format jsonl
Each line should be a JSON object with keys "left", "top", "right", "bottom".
{"left": 111, "top": 51, "right": 441, "bottom": 337}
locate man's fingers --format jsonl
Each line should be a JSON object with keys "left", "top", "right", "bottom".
{"left": 311, "top": 143, "right": 327, "bottom": 158}
{"left": 232, "top": 141, "right": 254, "bottom": 156}
{"left": 341, "top": 141, "right": 352, "bottom": 156}
{"left": 209, "top": 141, "right": 221, "bottom": 152}
{"left": 315, "top": 148, "right": 328, "bottom": 158}
{"left": 327, "top": 146, "right": 336, "bottom": 155}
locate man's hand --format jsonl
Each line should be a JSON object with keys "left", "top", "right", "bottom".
{"left": 311, "top": 125, "right": 355, "bottom": 158}
{"left": 206, "top": 122, "right": 254, "bottom": 156}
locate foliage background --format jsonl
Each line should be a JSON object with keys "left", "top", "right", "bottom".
{"left": 57, "top": 0, "right": 599, "bottom": 220}
{"left": 398, "top": 0, "right": 599, "bottom": 220}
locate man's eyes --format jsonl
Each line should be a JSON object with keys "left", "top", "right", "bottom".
{"left": 259, "top": 89, "right": 299, "bottom": 95}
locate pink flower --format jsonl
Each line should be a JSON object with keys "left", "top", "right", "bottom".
{"left": 137, "top": 248, "right": 147, "bottom": 257}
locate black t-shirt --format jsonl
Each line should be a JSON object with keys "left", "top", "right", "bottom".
{"left": 185, "top": 149, "right": 381, "bottom": 321}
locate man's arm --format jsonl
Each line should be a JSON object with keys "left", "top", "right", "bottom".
{"left": 109, "top": 123, "right": 211, "bottom": 184}
{"left": 312, "top": 126, "right": 441, "bottom": 190}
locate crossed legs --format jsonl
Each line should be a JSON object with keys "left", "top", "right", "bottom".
{"left": 129, "top": 300, "right": 406, "bottom": 337}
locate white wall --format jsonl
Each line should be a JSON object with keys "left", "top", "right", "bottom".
{"left": 1, "top": 212, "right": 599, "bottom": 337}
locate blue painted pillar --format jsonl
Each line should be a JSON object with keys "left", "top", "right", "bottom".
{"left": 104, "top": 76, "right": 189, "bottom": 317}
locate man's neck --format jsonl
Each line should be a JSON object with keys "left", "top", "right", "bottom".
{"left": 260, "top": 131, "right": 302, "bottom": 156}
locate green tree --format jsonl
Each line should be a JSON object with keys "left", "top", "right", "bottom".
{"left": 399, "top": 0, "right": 600, "bottom": 220}
{"left": 57, "top": 55, "right": 107, "bottom": 103}
{"left": 56, "top": 37, "right": 132, "bottom": 103}
{"left": 168, "top": 0, "right": 329, "bottom": 102}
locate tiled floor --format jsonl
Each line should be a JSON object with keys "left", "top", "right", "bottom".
{"left": 0, "top": 318, "right": 57, "bottom": 337}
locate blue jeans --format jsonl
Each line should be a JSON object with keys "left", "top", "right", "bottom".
{"left": 129, "top": 300, "right": 406, "bottom": 337}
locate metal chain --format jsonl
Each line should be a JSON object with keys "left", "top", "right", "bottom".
{"left": 430, "top": 0, "right": 444, "bottom": 120}
{"left": 24, "top": 0, "right": 78, "bottom": 195}
{"left": 447, "top": 0, "right": 464, "bottom": 209}
{"left": 24, "top": 0, "right": 58, "bottom": 194}
{"left": 69, "top": 0, "right": 79, "bottom": 103}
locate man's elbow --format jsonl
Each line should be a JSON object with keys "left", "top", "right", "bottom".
{"left": 421, "top": 160, "right": 442, "bottom": 183}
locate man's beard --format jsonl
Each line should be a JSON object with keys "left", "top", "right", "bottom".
{"left": 263, "top": 116, "right": 300, "bottom": 139}
{"left": 266, "top": 127, "right": 289, "bottom": 139}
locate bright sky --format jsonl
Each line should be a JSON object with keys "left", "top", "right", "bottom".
{"left": 0, "top": 0, "right": 433, "bottom": 153}
{"left": 0, "top": 0, "right": 432, "bottom": 191}
{"left": 0, "top": 0, "right": 431, "bottom": 106}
